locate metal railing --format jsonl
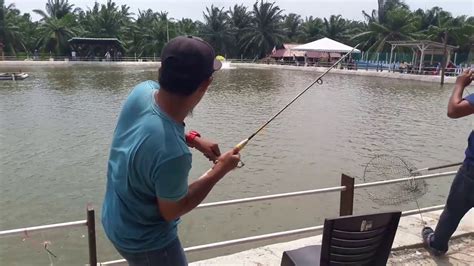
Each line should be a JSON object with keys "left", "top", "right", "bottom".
{"left": 0, "top": 170, "right": 457, "bottom": 265}
{"left": 196, "top": 186, "right": 345, "bottom": 210}
{"left": 0, "top": 220, "right": 86, "bottom": 237}
{"left": 0, "top": 206, "right": 97, "bottom": 266}
{"left": 2, "top": 56, "right": 467, "bottom": 78}
{"left": 99, "top": 204, "right": 447, "bottom": 265}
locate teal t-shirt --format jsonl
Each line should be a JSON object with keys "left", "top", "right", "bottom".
{"left": 102, "top": 80, "right": 191, "bottom": 252}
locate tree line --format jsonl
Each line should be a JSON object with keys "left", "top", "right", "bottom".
{"left": 1, "top": 0, "right": 473, "bottom": 61}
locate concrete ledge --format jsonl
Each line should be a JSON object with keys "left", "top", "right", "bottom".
{"left": 0, "top": 60, "right": 160, "bottom": 66}
{"left": 190, "top": 209, "right": 473, "bottom": 265}
{"left": 231, "top": 63, "right": 458, "bottom": 84}
{"left": 1, "top": 60, "right": 459, "bottom": 84}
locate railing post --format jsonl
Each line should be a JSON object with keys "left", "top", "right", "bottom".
{"left": 87, "top": 206, "right": 97, "bottom": 266}
{"left": 340, "top": 174, "right": 354, "bottom": 216}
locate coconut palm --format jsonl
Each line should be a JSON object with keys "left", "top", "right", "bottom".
{"left": 323, "top": 15, "right": 348, "bottom": 42}
{"left": 364, "top": 0, "right": 409, "bottom": 24}
{"left": 79, "top": 0, "right": 131, "bottom": 38}
{"left": 142, "top": 19, "right": 168, "bottom": 57}
{"left": 352, "top": 7, "right": 419, "bottom": 52}
{"left": 227, "top": 4, "right": 251, "bottom": 57}
{"left": 35, "top": 13, "right": 78, "bottom": 55}
{"left": 229, "top": 4, "right": 251, "bottom": 31}
{"left": 177, "top": 18, "right": 199, "bottom": 36}
{"left": 413, "top": 7, "right": 443, "bottom": 31}
{"left": 240, "top": 0, "right": 285, "bottom": 59}
{"left": 0, "top": 0, "right": 5, "bottom": 42}
{"left": 283, "top": 13, "right": 302, "bottom": 42}
{"left": 201, "top": 5, "right": 233, "bottom": 56}
{"left": 297, "top": 16, "right": 324, "bottom": 43}
{"left": 17, "top": 13, "right": 38, "bottom": 54}
{"left": 425, "top": 12, "right": 474, "bottom": 84}
{"left": 1, "top": 2, "right": 31, "bottom": 55}
{"left": 33, "top": 0, "right": 78, "bottom": 20}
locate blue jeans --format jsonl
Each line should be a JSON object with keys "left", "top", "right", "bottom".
{"left": 432, "top": 163, "right": 474, "bottom": 251}
{"left": 115, "top": 238, "right": 187, "bottom": 266}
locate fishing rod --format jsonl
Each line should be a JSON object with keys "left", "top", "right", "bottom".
{"left": 410, "top": 162, "right": 462, "bottom": 174}
{"left": 234, "top": 44, "right": 360, "bottom": 153}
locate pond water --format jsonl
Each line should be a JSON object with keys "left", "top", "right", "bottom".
{"left": 0, "top": 63, "right": 470, "bottom": 264}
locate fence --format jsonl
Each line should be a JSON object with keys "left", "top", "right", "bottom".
{"left": 3, "top": 54, "right": 472, "bottom": 79}
{"left": 0, "top": 169, "right": 456, "bottom": 265}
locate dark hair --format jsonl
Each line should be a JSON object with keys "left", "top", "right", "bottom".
{"left": 158, "top": 66, "right": 209, "bottom": 96}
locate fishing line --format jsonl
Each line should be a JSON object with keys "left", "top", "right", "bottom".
{"left": 408, "top": 170, "right": 426, "bottom": 226}
{"left": 233, "top": 44, "right": 360, "bottom": 155}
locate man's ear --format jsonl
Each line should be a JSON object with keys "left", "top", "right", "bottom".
{"left": 199, "top": 77, "right": 213, "bottom": 93}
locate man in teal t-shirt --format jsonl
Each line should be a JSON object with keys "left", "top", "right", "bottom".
{"left": 102, "top": 36, "right": 241, "bottom": 265}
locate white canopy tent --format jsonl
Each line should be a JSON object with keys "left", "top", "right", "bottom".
{"left": 293, "top": 37, "right": 361, "bottom": 53}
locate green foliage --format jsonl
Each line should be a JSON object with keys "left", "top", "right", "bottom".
{"left": 240, "top": 0, "right": 285, "bottom": 58}
{"left": 2, "top": 0, "right": 473, "bottom": 62}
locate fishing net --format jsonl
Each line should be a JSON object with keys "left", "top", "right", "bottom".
{"left": 362, "top": 155, "right": 428, "bottom": 206}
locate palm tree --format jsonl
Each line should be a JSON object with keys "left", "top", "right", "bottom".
{"left": 323, "top": 15, "right": 348, "bottom": 42}
{"left": 136, "top": 9, "right": 157, "bottom": 26}
{"left": 35, "top": 13, "right": 78, "bottom": 55}
{"left": 229, "top": 4, "right": 251, "bottom": 31}
{"left": 467, "top": 16, "right": 474, "bottom": 64}
{"left": 142, "top": 19, "right": 167, "bottom": 57}
{"left": 382, "top": 0, "right": 409, "bottom": 20}
{"left": 201, "top": 5, "right": 233, "bottom": 56}
{"left": 283, "top": 13, "right": 302, "bottom": 42}
{"left": 121, "top": 23, "right": 143, "bottom": 57}
{"left": 33, "top": 0, "right": 77, "bottom": 20}
{"left": 425, "top": 12, "right": 474, "bottom": 84}
{"left": 352, "top": 7, "right": 419, "bottom": 53}
{"left": 297, "top": 16, "right": 324, "bottom": 43}
{"left": 17, "top": 13, "right": 38, "bottom": 54}
{"left": 228, "top": 4, "right": 251, "bottom": 57}
{"left": 33, "top": 0, "right": 81, "bottom": 55}
{"left": 177, "top": 18, "right": 199, "bottom": 36}
{"left": 79, "top": 1, "right": 131, "bottom": 38}
{"left": 1, "top": 2, "right": 27, "bottom": 55}
{"left": 413, "top": 7, "right": 443, "bottom": 31}
{"left": 240, "top": 0, "right": 285, "bottom": 59}
{"left": 0, "top": 0, "right": 4, "bottom": 43}
{"left": 367, "top": 0, "right": 409, "bottom": 24}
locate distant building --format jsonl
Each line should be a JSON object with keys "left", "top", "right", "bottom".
{"left": 68, "top": 37, "right": 125, "bottom": 61}
{"left": 270, "top": 43, "right": 341, "bottom": 65}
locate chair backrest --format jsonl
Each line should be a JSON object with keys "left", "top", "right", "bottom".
{"left": 320, "top": 211, "right": 401, "bottom": 265}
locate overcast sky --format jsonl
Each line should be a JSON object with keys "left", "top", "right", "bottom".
{"left": 8, "top": 0, "right": 474, "bottom": 22}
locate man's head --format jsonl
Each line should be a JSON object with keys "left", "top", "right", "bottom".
{"left": 159, "top": 36, "right": 222, "bottom": 98}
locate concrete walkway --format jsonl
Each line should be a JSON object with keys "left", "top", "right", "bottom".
{"left": 190, "top": 209, "right": 473, "bottom": 265}
{"left": 389, "top": 234, "right": 473, "bottom": 265}
{"left": 231, "top": 63, "right": 459, "bottom": 84}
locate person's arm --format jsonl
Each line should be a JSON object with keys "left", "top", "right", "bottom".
{"left": 157, "top": 149, "right": 240, "bottom": 222}
{"left": 447, "top": 69, "right": 474, "bottom": 119}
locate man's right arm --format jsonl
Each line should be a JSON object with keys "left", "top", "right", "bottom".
{"left": 447, "top": 69, "right": 474, "bottom": 119}
{"left": 156, "top": 149, "right": 240, "bottom": 222}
